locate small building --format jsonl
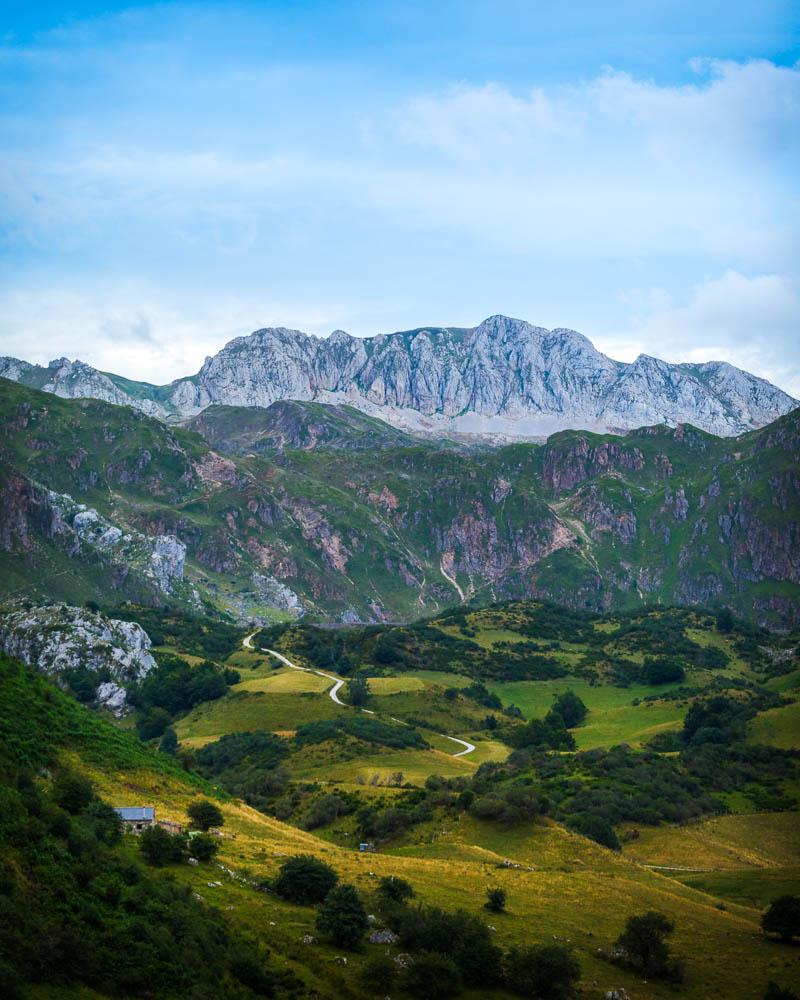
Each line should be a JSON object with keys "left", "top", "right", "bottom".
{"left": 114, "top": 806, "right": 155, "bottom": 833}
{"left": 158, "top": 819, "right": 183, "bottom": 835}
{"left": 358, "top": 842, "right": 375, "bottom": 853}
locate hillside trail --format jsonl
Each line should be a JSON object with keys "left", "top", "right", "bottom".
{"left": 243, "top": 632, "right": 475, "bottom": 757}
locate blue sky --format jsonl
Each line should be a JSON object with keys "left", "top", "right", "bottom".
{"left": 1, "top": 1, "right": 798, "bottom": 393}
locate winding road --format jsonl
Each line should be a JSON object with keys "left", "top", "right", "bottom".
{"left": 243, "top": 632, "right": 475, "bottom": 757}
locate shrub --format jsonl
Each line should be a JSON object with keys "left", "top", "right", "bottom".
{"left": 302, "top": 793, "right": 350, "bottom": 831}
{"left": 139, "top": 825, "right": 186, "bottom": 866}
{"left": 764, "top": 983, "right": 799, "bottom": 1000}
{"left": 359, "top": 953, "right": 398, "bottom": 993}
{"left": 566, "top": 813, "right": 620, "bottom": 851}
{"left": 159, "top": 728, "right": 178, "bottom": 755}
{"left": 401, "top": 952, "right": 463, "bottom": 999}
{"left": 137, "top": 707, "right": 172, "bottom": 741}
{"left": 190, "top": 833, "right": 219, "bottom": 862}
{"left": 762, "top": 896, "right": 800, "bottom": 944}
{"left": 613, "top": 911, "right": 682, "bottom": 980}
{"left": 52, "top": 770, "right": 94, "bottom": 814}
{"left": 377, "top": 875, "right": 414, "bottom": 904}
{"left": 390, "top": 905, "right": 501, "bottom": 987}
{"left": 315, "top": 883, "right": 368, "bottom": 948}
{"left": 187, "top": 799, "right": 224, "bottom": 831}
{"left": 345, "top": 675, "right": 370, "bottom": 707}
{"left": 551, "top": 691, "right": 588, "bottom": 727}
{"left": 503, "top": 943, "right": 580, "bottom": 999}
{"left": 485, "top": 887, "right": 506, "bottom": 913}
{"left": 642, "top": 658, "right": 686, "bottom": 685}
{"left": 273, "top": 854, "right": 338, "bottom": 905}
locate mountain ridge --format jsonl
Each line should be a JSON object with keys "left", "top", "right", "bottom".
{"left": 1, "top": 314, "right": 795, "bottom": 438}
{"left": 1, "top": 378, "right": 798, "bottom": 627}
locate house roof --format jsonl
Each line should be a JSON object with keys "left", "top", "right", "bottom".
{"left": 114, "top": 807, "right": 155, "bottom": 822}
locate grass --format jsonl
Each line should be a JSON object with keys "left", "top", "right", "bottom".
{"left": 79, "top": 753, "right": 800, "bottom": 1000}
{"left": 487, "top": 678, "right": 687, "bottom": 749}
{"left": 621, "top": 813, "right": 800, "bottom": 870}
{"left": 8, "top": 647, "right": 800, "bottom": 1000}
{"left": 748, "top": 700, "right": 800, "bottom": 749}
{"left": 175, "top": 689, "right": 344, "bottom": 739}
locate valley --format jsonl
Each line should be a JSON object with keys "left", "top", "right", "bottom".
{"left": 0, "top": 374, "right": 798, "bottom": 1000}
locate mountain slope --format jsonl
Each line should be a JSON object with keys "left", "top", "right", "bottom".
{"left": 1, "top": 378, "right": 798, "bottom": 626}
{"left": 2, "top": 315, "right": 795, "bottom": 437}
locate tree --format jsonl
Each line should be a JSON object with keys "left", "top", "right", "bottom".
{"left": 716, "top": 606, "right": 734, "bottom": 632}
{"left": 503, "top": 944, "right": 580, "bottom": 1000}
{"left": 377, "top": 875, "right": 414, "bottom": 904}
{"left": 273, "top": 854, "right": 338, "bottom": 905}
{"left": 187, "top": 799, "right": 224, "bottom": 831}
{"left": 139, "top": 825, "right": 185, "bottom": 866}
{"left": 401, "top": 952, "right": 463, "bottom": 999}
{"left": 190, "top": 833, "right": 219, "bottom": 862}
{"left": 359, "top": 953, "right": 398, "bottom": 993}
{"left": 614, "top": 911, "right": 680, "bottom": 979}
{"left": 485, "top": 887, "right": 506, "bottom": 913}
{"left": 137, "top": 707, "right": 172, "bottom": 741}
{"left": 566, "top": 813, "right": 621, "bottom": 851}
{"left": 345, "top": 675, "right": 370, "bottom": 707}
{"left": 52, "top": 770, "right": 94, "bottom": 814}
{"left": 315, "top": 883, "right": 368, "bottom": 948}
{"left": 762, "top": 896, "right": 800, "bottom": 944}
{"left": 159, "top": 728, "right": 178, "bottom": 755}
{"left": 551, "top": 691, "right": 588, "bottom": 728}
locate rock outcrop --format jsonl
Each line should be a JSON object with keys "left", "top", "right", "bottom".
{"left": 0, "top": 605, "right": 157, "bottom": 715}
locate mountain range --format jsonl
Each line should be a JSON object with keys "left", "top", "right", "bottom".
{"left": 1, "top": 378, "right": 798, "bottom": 628}
{"left": 1, "top": 315, "right": 796, "bottom": 438}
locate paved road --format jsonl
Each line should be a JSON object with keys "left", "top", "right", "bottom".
{"left": 242, "top": 632, "right": 476, "bottom": 757}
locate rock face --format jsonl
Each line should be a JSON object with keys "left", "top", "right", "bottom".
{"left": 0, "top": 480, "right": 186, "bottom": 595}
{"left": 0, "top": 605, "right": 157, "bottom": 714}
{"left": 2, "top": 316, "right": 795, "bottom": 437}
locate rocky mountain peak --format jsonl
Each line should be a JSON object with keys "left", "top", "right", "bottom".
{"left": 2, "top": 315, "right": 796, "bottom": 438}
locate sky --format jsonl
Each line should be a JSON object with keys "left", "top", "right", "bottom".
{"left": 1, "top": 1, "right": 798, "bottom": 394}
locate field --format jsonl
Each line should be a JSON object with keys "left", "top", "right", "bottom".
{"left": 487, "top": 677, "right": 688, "bottom": 748}
{"left": 77, "top": 746, "right": 800, "bottom": 1000}
{"left": 748, "top": 700, "right": 800, "bottom": 749}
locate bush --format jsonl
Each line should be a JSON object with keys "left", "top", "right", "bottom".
{"left": 139, "top": 825, "right": 186, "bottom": 866}
{"left": 273, "top": 854, "right": 338, "bottom": 905}
{"left": 190, "top": 833, "right": 219, "bottom": 862}
{"left": 345, "top": 675, "right": 370, "bottom": 707}
{"left": 294, "top": 716, "right": 427, "bottom": 750}
{"left": 390, "top": 905, "right": 501, "bottom": 987}
{"left": 642, "top": 658, "right": 686, "bottom": 685}
{"left": 159, "top": 728, "right": 178, "bottom": 755}
{"left": 137, "top": 707, "right": 172, "bottom": 741}
{"left": 551, "top": 691, "right": 587, "bottom": 727}
{"left": 52, "top": 770, "right": 94, "bottom": 814}
{"left": 401, "top": 952, "right": 463, "bottom": 999}
{"left": 315, "top": 883, "right": 368, "bottom": 948}
{"left": 359, "top": 953, "right": 398, "bottom": 993}
{"left": 377, "top": 875, "right": 414, "bottom": 904}
{"left": 613, "top": 911, "right": 682, "bottom": 980}
{"left": 485, "top": 887, "right": 506, "bottom": 912}
{"left": 566, "top": 813, "right": 620, "bottom": 851}
{"left": 762, "top": 895, "right": 800, "bottom": 944}
{"left": 301, "top": 793, "right": 351, "bottom": 831}
{"left": 503, "top": 943, "right": 580, "bottom": 999}
{"left": 187, "top": 799, "right": 224, "bottom": 831}
{"left": 764, "top": 983, "right": 799, "bottom": 1000}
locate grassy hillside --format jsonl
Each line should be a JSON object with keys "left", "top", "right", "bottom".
{"left": 2, "top": 652, "right": 799, "bottom": 1000}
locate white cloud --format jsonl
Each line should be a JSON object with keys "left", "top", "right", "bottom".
{"left": 599, "top": 271, "right": 800, "bottom": 397}
{"left": 0, "top": 284, "right": 362, "bottom": 383}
